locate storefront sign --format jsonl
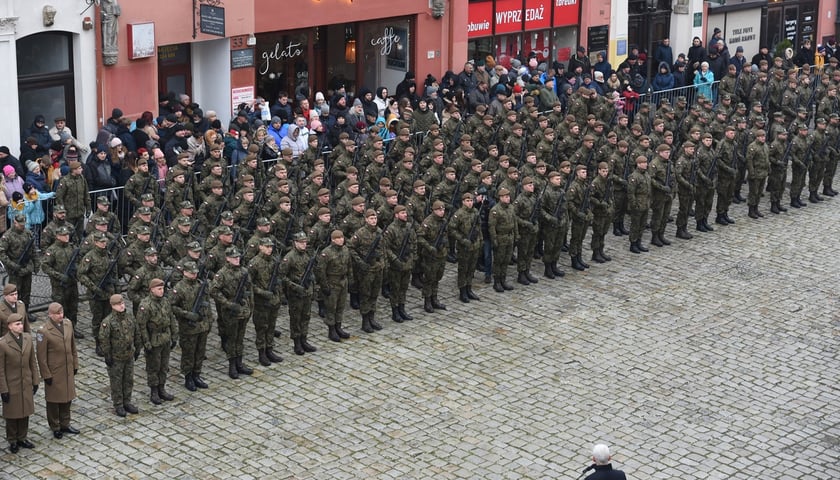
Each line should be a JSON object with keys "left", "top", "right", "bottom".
{"left": 199, "top": 5, "right": 225, "bottom": 37}
{"left": 467, "top": 0, "right": 493, "bottom": 39}
{"left": 524, "top": 0, "right": 550, "bottom": 31}
{"left": 382, "top": 27, "right": 408, "bottom": 71}
{"left": 553, "top": 0, "right": 579, "bottom": 27}
{"left": 258, "top": 41, "right": 304, "bottom": 75}
{"left": 370, "top": 27, "right": 402, "bottom": 56}
{"left": 588, "top": 25, "right": 609, "bottom": 55}
{"left": 494, "top": 0, "right": 524, "bottom": 34}
{"left": 231, "top": 86, "right": 254, "bottom": 115}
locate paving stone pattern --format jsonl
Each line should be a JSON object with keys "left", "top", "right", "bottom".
{"left": 2, "top": 199, "right": 839, "bottom": 479}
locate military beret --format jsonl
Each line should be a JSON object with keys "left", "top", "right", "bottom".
{"left": 606, "top": 131, "right": 617, "bottom": 139}
{"left": 53, "top": 204, "right": 67, "bottom": 213}
{"left": 347, "top": 179, "right": 359, "bottom": 187}
{"left": 544, "top": 128, "right": 555, "bottom": 135}
{"left": 701, "top": 132, "right": 713, "bottom": 140}
{"left": 317, "top": 207, "right": 331, "bottom": 217}
{"left": 3, "top": 284, "right": 16, "bottom": 295}
{"left": 276, "top": 179, "right": 289, "bottom": 188}
{"left": 480, "top": 171, "right": 492, "bottom": 179}
{"left": 631, "top": 124, "right": 643, "bottom": 131}
{"left": 225, "top": 247, "right": 243, "bottom": 258}
{"left": 109, "top": 294, "right": 124, "bottom": 306}
{"left": 365, "top": 209, "right": 377, "bottom": 218}
{"left": 522, "top": 176, "right": 534, "bottom": 186}
{"left": 210, "top": 179, "right": 224, "bottom": 188}
{"left": 499, "top": 155, "right": 510, "bottom": 163}
{"left": 462, "top": 145, "right": 475, "bottom": 153}
{"left": 379, "top": 177, "right": 392, "bottom": 186}
{"left": 755, "top": 129, "right": 767, "bottom": 136}
{"left": 512, "top": 123, "right": 524, "bottom": 130}
{"left": 330, "top": 230, "right": 344, "bottom": 240}
{"left": 507, "top": 166, "right": 519, "bottom": 174}
{"left": 657, "top": 144, "right": 672, "bottom": 152}
{"left": 725, "top": 125, "right": 736, "bottom": 132}
{"left": 94, "top": 216, "right": 110, "bottom": 225}
{"left": 5, "top": 313, "right": 23, "bottom": 325}
{"left": 149, "top": 278, "right": 165, "bottom": 289}
{"left": 170, "top": 168, "right": 186, "bottom": 177}
{"left": 488, "top": 144, "right": 498, "bottom": 150}
{"left": 498, "top": 188, "right": 511, "bottom": 196}
{"left": 413, "top": 180, "right": 425, "bottom": 188}
{"left": 279, "top": 196, "right": 291, "bottom": 205}
{"left": 460, "top": 134, "right": 472, "bottom": 142}
{"left": 394, "top": 205, "right": 407, "bottom": 214}
{"left": 682, "top": 141, "right": 696, "bottom": 149}
{"left": 346, "top": 166, "right": 359, "bottom": 174}
{"left": 385, "top": 189, "right": 398, "bottom": 197}
{"left": 639, "top": 135, "right": 651, "bottom": 142}
{"left": 351, "top": 197, "right": 366, "bottom": 206}
{"left": 432, "top": 200, "right": 446, "bottom": 210}
{"left": 444, "top": 167, "right": 456, "bottom": 174}
{"left": 398, "top": 128, "right": 410, "bottom": 136}
{"left": 314, "top": 158, "right": 325, "bottom": 166}
{"left": 179, "top": 200, "right": 195, "bottom": 209}
{"left": 68, "top": 160, "right": 82, "bottom": 170}
{"left": 635, "top": 155, "right": 648, "bottom": 165}
{"left": 559, "top": 160, "right": 571, "bottom": 168}
{"left": 46, "top": 301, "right": 63, "bottom": 313}
{"left": 281, "top": 148, "right": 293, "bottom": 156}
{"left": 583, "top": 134, "right": 596, "bottom": 142}
{"left": 239, "top": 187, "right": 254, "bottom": 195}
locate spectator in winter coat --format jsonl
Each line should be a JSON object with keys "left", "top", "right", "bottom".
{"left": 652, "top": 62, "right": 675, "bottom": 91}
{"left": 654, "top": 38, "right": 674, "bottom": 70}
{"left": 374, "top": 87, "right": 389, "bottom": 118}
{"left": 687, "top": 37, "right": 707, "bottom": 80}
{"left": 280, "top": 125, "right": 307, "bottom": 157}
{"left": 672, "top": 61, "right": 688, "bottom": 89}
{"left": 593, "top": 51, "right": 612, "bottom": 82}
{"left": 694, "top": 61, "right": 715, "bottom": 101}
{"left": 751, "top": 46, "right": 773, "bottom": 67}
{"left": 21, "top": 115, "right": 52, "bottom": 155}
{"left": 729, "top": 46, "right": 747, "bottom": 75}
{"left": 794, "top": 39, "right": 814, "bottom": 67}
{"left": 568, "top": 46, "right": 592, "bottom": 75}
{"left": 395, "top": 71, "right": 416, "bottom": 100}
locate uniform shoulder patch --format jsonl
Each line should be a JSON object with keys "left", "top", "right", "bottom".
{"left": 36, "top": 333, "right": 43, "bottom": 342}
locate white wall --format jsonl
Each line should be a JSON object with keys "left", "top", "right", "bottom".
{"left": 610, "top": 0, "right": 628, "bottom": 66}
{"left": 670, "top": 0, "right": 706, "bottom": 59}
{"left": 1, "top": 0, "right": 97, "bottom": 153}
{"left": 708, "top": 8, "right": 762, "bottom": 58}
{"left": 191, "top": 38, "right": 232, "bottom": 125}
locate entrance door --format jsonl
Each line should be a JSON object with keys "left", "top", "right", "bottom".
{"left": 158, "top": 44, "right": 192, "bottom": 100}
{"left": 628, "top": 0, "right": 672, "bottom": 78}
{"left": 16, "top": 32, "right": 76, "bottom": 140}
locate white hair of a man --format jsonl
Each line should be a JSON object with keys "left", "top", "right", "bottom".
{"left": 592, "top": 443, "right": 611, "bottom": 465}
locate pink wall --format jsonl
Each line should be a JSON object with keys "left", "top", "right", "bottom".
{"left": 99, "top": 0, "right": 254, "bottom": 123}
{"left": 817, "top": 0, "right": 837, "bottom": 45}
{"left": 579, "top": 0, "right": 611, "bottom": 51}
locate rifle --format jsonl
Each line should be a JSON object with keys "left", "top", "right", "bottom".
{"left": 16, "top": 236, "right": 36, "bottom": 266}
{"left": 707, "top": 152, "right": 719, "bottom": 181}
{"left": 232, "top": 270, "right": 249, "bottom": 307}
{"left": 183, "top": 170, "right": 195, "bottom": 201}
{"left": 300, "top": 251, "right": 319, "bottom": 289}
{"left": 396, "top": 220, "right": 414, "bottom": 262}
{"left": 267, "top": 257, "right": 283, "bottom": 294}
{"left": 447, "top": 120, "right": 464, "bottom": 156}
{"left": 190, "top": 278, "right": 209, "bottom": 314}
{"left": 529, "top": 182, "right": 547, "bottom": 225}
{"left": 689, "top": 153, "right": 698, "bottom": 186}
{"left": 245, "top": 187, "right": 266, "bottom": 232}
{"left": 282, "top": 202, "right": 298, "bottom": 248}
{"left": 432, "top": 211, "right": 453, "bottom": 250}
{"left": 96, "top": 250, "right": 121, "bottom": 291}
{"left": 467, "top": 202, "right": 485, "bottom": 242}
{"left": 663, "top": 156, "right": 673, "bottom": 193}
{"left": 362, "top": 232, "right": 382, "bottom": 264}
{"left": 779, "top": 137, "right": 795, "bottom": 169}
{"left": 62, "top": 247, "right": 81, "bottom": 283}
{"left": 622, "top": 153, "right": 631, "bottom": 181}
{"left": 150, "top": 206, "right": 167, "bottom": 249}
{"left": 578, "top": 180, "right": 592, "bottom": 215}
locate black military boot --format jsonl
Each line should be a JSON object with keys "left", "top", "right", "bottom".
{"left": 398, "top": 305, "right": 413, "bottom": 320}
{"left": 391, "top": 306, "right": 403, "bottom": 322}
{"left": 349, "top": 293, "right": 360, "bottom": 310}
{"left": 651, "top": 233, "right": 664, "bottom": 247}
{"left": 150, "top": 386, "right": 162, "bottom": 405}
{"left": 676, "top": 227, "right": 693, "bottom": 240}
{"left": 459, "top": 287, "right": 470, "bottom": 303}
{"left": 613, "top": 221, "right": 622, "bottom": 236}
{"left": 328, "top": 325, "right": 341, "bottom": 342}
{"left": 228, "top": 358, "right": 240, "bottom": 378}
{"left": 637, "top": 241, "right": 649, "bottom": 252}
{"left": 266, "top": 348, "right": 283, "bottom": 363}
{"left": 124, "top": 402, "right": 140, "bottom": 413}
{"left": 724, "top": 211, "right": 735, "bottom": 224}
{"left": 790, "top": 197, "right": 800, "bottom": 208}
{"left": 381, "top": 284, "right": 391, "bottom": 299}
{"left": 629, "top": 241, "right": 641, "bottom": 254}
{"left": 517, "top": 271, "right": 530, "bottom": 285}
{"left": 236, "top": 357, "right": 253, "bottom": 375}
{"left": 702, "top": 219, "right": 714, "bottom": 231}
{"left": 115, "top": 404, "right": 127, "bottom": 416}
{"left": 695, "top": 221, "right": 707, "bottom": 232}
{"left": 770, "top": 201, "right": 780, "bottom": 214}
{"left": 317, "top": 300, "right": 326, "bottom": 318}
{"left": 579, "top": 255, "right": 590, "bottom": 268}
{"left": 600, "top": 248, "right": 612, "bottom": 261}
{"left": 301, "top": 336, "right": 318, "bottom": 352}
{"left": 368, "top": 314, "right": 383, "bottom": 331}
{"left": 158, "top": 383, "right": 175, "bottom": 401}
{"left": 823, "top": 185, "right": 837, "bottom": 197}
{"left": 756, "top": 206, "right": 765, "bottom": 217}
{"left": 659, "top": 232, "right": 672, "bottom": 245}
{"left": 552, "top": 262, "right": 566, "bottom": 277}
{"left": 777, "top": 201, "right": 787, "bottom": 212}
{"left": 192, "top": 373, "right": 209, "bottom": 389}
{"left": 591, "top": 250, "right": 606, "bottom": 263}
{"left": 715, "top": 213, "right": 727, "bottom": 225}
{"left": 493, "top": 279, "right": 505, "bottom": 292}
{"left": 466, "top": 287, "right": 480, "bottom": 301}
{"left": 431, "top": 296, "right": 446, "bottom": 310}
{"left": 424, "top": 296, "right": 435, "bottom": 312}
{"left": 571, "top": 255, "right": 585, "bottom": 270}
{"left": 815, "top": 191, "right": 825, "bottom": 202}
{"left": 543, "top": 262, "right": 555, "bottom": 279}
{"left": 334, "top": 324, "right": 351, "bottom": 339}
{"left": 524, "top": 270, "right": 539, "bottom": 283}
{"left": 748, "top": 205, "right": 759, "bottom": 219}
{"left": 809, "top": 191, "right": 820, "bottom": 203}
{"left": 258, "top": 348, "right": 271, "bottom": 366}
{"left": 501, "top": 276, "right": 514, "bottom": 290}
{"left": 411, "top": 273, "right": 423, "bottom": 289}
{"left": 185, "top": 373, "right": 197, "bottom": 391}
{"left": 361, "top": 314, "right": 375, "bottom": 333}
{"left": 293, "top": 337, "right": 305, "bottom": 355}
{"left": 733, "top": 190, "right": 745, "bottom": 203}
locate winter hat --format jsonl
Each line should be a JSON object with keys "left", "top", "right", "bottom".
{"left": 315, "top": 92, "right": 325, "bottom": 102}
{"left": 425, "top": 85, "right": 439, "bottom": 97}
{"left": 594, "top": 71, "right": 604, "bottom": 82}
{"left": 26, "top": 161, "right": 38, "bottom": 172}
{"left": 511, "top": 59, "right": 522, "bottom": 70}
{"left": 3, "top": 165, "right": 15, "bottom": 176}
{"left": 111, "top": 108, "right": 123, "bottom": 119}
{"left": 353, "top": 98, "right": 363, "bottom": 107}
{"left": 0, "top": 146, "right": 9, "bottom": 155}
{"left": 110, "top": 137, "right": 122, "bottom": 148}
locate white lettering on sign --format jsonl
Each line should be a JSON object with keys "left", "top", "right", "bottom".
{"left": 555, "top": 0, "right": 577, "bottom": 6}
{"left": 468, "top": 20, "right": 491, "bottom": 34}
{"left": 495, "top": 9, "right": 522, "bottom": 25}
{"left": 259, "top": 41, "right": 304, "bottom": 75}
{"left": 370, "top": 27, "right": 401, "bottom": 56}
{"left": 525, "top": 4, "right": 545, "bottom": 21}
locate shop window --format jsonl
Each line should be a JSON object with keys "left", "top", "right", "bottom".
{"left": 256, "top": 31, "right": 310, "bottom": 104}
{"left": 362, "top": 19, "right": 411, "bottom": 95}
{"left": 17, "top": 32, "right": 76, "bottom": 138}
{"left": 495, "top": 34, "right": 523, "bottom": 70}
{"left": 553, "top": 28, "right": 578, "bottom": 65}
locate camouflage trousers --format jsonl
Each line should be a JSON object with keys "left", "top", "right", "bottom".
{"left": 179, "top": 331, "right": 208, "bottom": 375}
{"left": 107, "top": 359, "right": 134, "bottom": 407}
{"left": 145, "top": 343, "right": 170, "bottom": 387}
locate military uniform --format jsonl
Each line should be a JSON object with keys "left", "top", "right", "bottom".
{"left": 78, "top": 235, "right": 119, "bottom": 350}
{"left": 512, "top": 181, "right": 541, "bottom": 282}
{"left": 790, "top": 129, "right": 811, "bottom": 206}
{"left": 35, "top": 312, "right": 78, "bottom": 435}
{"left": 247, "top": 245, "right": 283, "bottom": 366}
{"left": 448, "top": 197, "right": 482, "bottom": 301}
{"left": 416, "top": 207, "right": 449, "bottom": 311}
{"left": 674, "top": 149, "right": 696, "bottom": 239}
{"left": 98, "top": 296, "right": 142, "bottom": 415}
{"left": 648, "top": 153, "right": 675, "bottom": 246}
{"left": 0, "top": 221, "right": 38, "bottom": 308}
{"left": 382, "top": 211, "right": 417, "bottom": 320}
{"left": 715, "top": 136, "right": 739, "bottom": 224}
{"left": 316, "top": 232, "right": 353, "bottom": 340}
{"left": 349, "top": 217, "right": 386, "bottom": 330}
{"left": 137, "top": 281, "right": 178, "bottom": 403}
{"left": 488, "top": 192, "right": 518, "bottom": 292}
{"left": 589, "top": 172, "right": 613, "bottom": 262}
{"left": 54, "top": 170, "right": 90, "bottom": 241}
{"left": 209, "top": 249, "right": 254, "bottom": 377}
{"left": 746, "top": 134, "right": 770, "bottom": 217}
{"left": 0, "top": 317, "right": 38, "bottom": 449}
{"left": 163, "top": 266, "right": 207, "bottom": 382}
{"left": 40, "top": 233, "right": 81, "bottom": 335}
{"left": 566, "top": 173, "right": 592, "bottom": 270}
{"left": 539, "top": 179, "right": 567, "bottom": 278}
{"left": 627, "top": 161, "right": 651, "bottom": 250}
{"left": 280, "top": 234, "right": 316, "bottom": 355}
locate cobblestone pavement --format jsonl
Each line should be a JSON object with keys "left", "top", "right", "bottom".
{"left": 2, "top": 197, "right": 839, "bottom": 480}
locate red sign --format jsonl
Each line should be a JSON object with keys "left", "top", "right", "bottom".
{"left": 494, "top": 0, "right": 524, "bottom": 35}
{"left": 467, "top": 1, "right": 493, "bottom": 39}
{"left": 553, "top": 0, "right": 580, "bottom": 27}
{"left": 524, "top": 0, "right": 551, "bottom": 31}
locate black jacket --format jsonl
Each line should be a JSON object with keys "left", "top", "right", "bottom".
{"left": 584, "top": 464, "right": 627, "bottom": 480}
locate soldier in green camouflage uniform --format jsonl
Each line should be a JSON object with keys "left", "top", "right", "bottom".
{"left": 169, "top": 262, "right": 213, "bottom": 391}
{"left": 86, "top": 196, "right": 121, "bottom": 236}
{"left": 589, "top": 162, "right": 614, "bottom": 263}
{"left": 0, "top": 215, "right": 38, "bottom": 309}
{"left": 746, "top": 130, "right": 770, "bottom": 218}
{"left": 40, "top": 226, "right": 81, "bottom": 338}
{"left": 40, "top": 205, "right": 74, "bottom": 251}
{"left": 416, "top": 201, "right": 449, "bottom": 313}
{"left": 280, "top": 232, "right": 317, "bottom": 356}
{"left": 210, "top": 247, "right": 255, "bottom": 378}
{"left": 674, "top": 142, "right": 697, "bottom": 241}
{"left": 382, "top": 205, "right": 417, "bottom": 321}
{"left": 448, "top": 193, "right": 482, "bottom": 302}
{"left": 808, "top": 118, "right": 829, "bottom": 203}
{"left": 767, "top": 129, "right": 790, "bottom": 215}
{"left": 316, "top": 230, "right": 352, "bottom": 342}
{"left": 648, "top": 144, "right": 675, "bottom": 249}
{"left": 513, "top": 177, "right": 541, "bottom": 284}
{"left": 714, "top": 126, "right": 739, "bottom": 225}
{"left": 137, "top": 278, "right": 178, "bottom": 405}
{"left": 78, "top": 232, "right": 119, "bottom": 355}
{"left": 349, "top": 209, "right": 386, "bottom": 332}
{"left": 789, "top": 123, "right": 811, "bottom": 208}
{"left": 489, "top": 188, "right": 517, "bottom": 292}
{"left": 127, "top": 247, "right": 165, "bottom": 317}
{"left": 98, "top": 294, "right": 141, "bottom": 417}
{"left": 539, "top": 172, "right": 567, "bottom": 279}
{"left": 247, "top": 238, "right": 284, "bottom": 367}
{"left": 627, "top": 156, "right": 652, "bottom": 253}
{"left": 694, "top": 133, "right": 717, "bottom": 232}
{"left": 54, "top": 161, "right": 89, "bottom": 241}
{"left": 566, "top": 166, "right": 592, "bottom": 271}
